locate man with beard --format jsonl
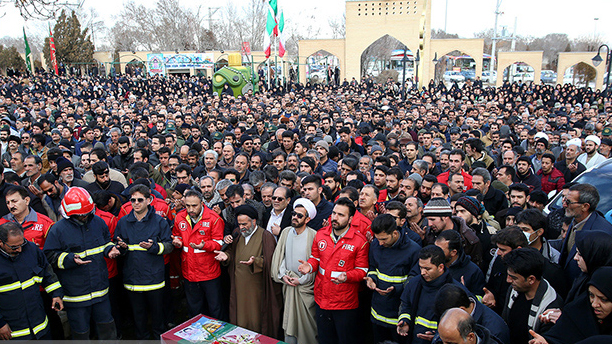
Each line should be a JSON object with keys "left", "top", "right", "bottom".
{"left": 112, "top": 136, "right": 133, "bottom": 177}
{"left": 365, "top": 214, "right": 420, "bottom": 344}
{"left": 172, "top": 189, "right": 225, "bottom": 320}
{"left": 199, "top": 176, "right": 222, "bottom": 208}
{"left": 470, "top": 168, "right": 507, "bottom": 218}
{"left": 37, "top": 174, "right": 68, "bottom": 218}
{"left": 421, "top": 198, "right": 482, "bottom": 267}
{"left": 554, "top": 139, "right": 585, "bottom": 184}
{"left": 85, "top": 161, "right": 126, "bottom": 202}
{"left": 298, "top": 198, "right": 369, "bottom": 344}
{"left": 437, "top": 150, "right": 473, "bottom": 190}
{"left": 513, "top": 156, "right": 541, "bottom": 193}
{"left": 419, "top": 175, "right": 436, "bottom": 204}
{"left": 271, "top": 198, "right": 318, "bottom": 344}
{"left": 495, "top": 183, "right": 530, "bottom": 226}
{"left": 530, "top": 137, "right": 549, "bottom": 173}
{"left": 55, "top": 157, "right": 88, "bottom": 188}
{"left": 385, "top": 167, "right": 403, "bottom": 201}
{"left": 214, "top": 205, "right": 282, "bottom": 338}
{"left": 577, "top": 135, "right": 607, "bottom": 169}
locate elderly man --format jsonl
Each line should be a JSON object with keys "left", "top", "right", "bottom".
{"left": 555, "top": 138, "right": 586, "bottom": 183}
{"left": 437, "top": 308, "right": 503, "bottom": 344}
{"left": 263, "top": 186, "right": 293, "bottom": 238}
{"left": 55, "top": 157, "right": 88, "bottom": 188}
{"left": 214, "top": 205, "right": 282, "bottom": 338}
{"left": 271, "top": 198, "right": 318, "bottom": 344}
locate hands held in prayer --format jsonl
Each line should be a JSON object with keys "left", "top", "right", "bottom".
{"left": 282, "top": 275, "right": 300, "bottom": 287}
{"left": 52, "top": 297, "right": 64, "bottom": 311}
{"left": 139, "top": 239, "right": 154, "bottom": 249}
{"left": 108, "top": 247, "right": 121, "bottom": 259}
{"left": 364, "top": 277, "right": 394, "bottom": 295}
{"left": 331, "top": 272, "right": 347, "bottom": 284}
{"left": 172, "top": 236, "right": 182, "bottom": 248}
{"left": 190, "top": 240, "right": 205, "bottom": 250}
{"left": 74, "top": 254, "right": 91, "bottom": 265}
{"left": 297, "top": 260, "right": 312, "bottom": 274}
{"left": 539, "top": 309, "right": 562, "bottom": 324}
{"left": 482, "top": 287, "right": 496, "bottom": 308}
{"left": 416, "top": 331, "right": 435, "bottom": 341}
{"left": 116, "top": 236, "right": 128, "bottom": 249}
{"left": 240, "top": 256, "right": 255, "bottom": 265}
{"left": 528, "top": 330, "right": 549, "bottom": 344}
{"left": 397, "top": 320, "right": 410, "bottom": 336}
{"left": 214, "top": 250, "right": 228, "bottom": 261}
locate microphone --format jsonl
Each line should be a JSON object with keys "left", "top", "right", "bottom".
{"left": 220, "top": 231, "right": 239, "bottom": 251}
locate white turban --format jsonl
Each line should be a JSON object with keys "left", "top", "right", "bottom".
{"left": 585, "top": 135, "right": 601, "bottom": 146}
{"left": 534, "top": 132, "right": 549, "bottom": 142}
{"left": 566, "top": 138, "right": 582, "bottom": 148}
{"left": 293, "top": 198, "right": 317, "bottom": 219}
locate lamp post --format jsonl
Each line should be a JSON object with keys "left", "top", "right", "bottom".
{"left": 401, "top": 47, "right": 410, "bottom": 100}
{"left": 592, "top": 44, "right": 611, "bottom": 97}
{"left": 414, "top": 50, "right": 421, "bottom": 89}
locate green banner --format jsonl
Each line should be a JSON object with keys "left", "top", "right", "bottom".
{"left": 23, "top": 27, "right": 32, "bottom": 73}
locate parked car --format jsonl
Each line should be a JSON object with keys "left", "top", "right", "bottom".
{"left": 460, "top": 70, "right": 476, "bottom": 81}
{"left": 482, "top": 71, "right": 497, "bottom": 83}
{"left": 544, "top": 159, "right": 612, "bottom": 218}
{"left": 443, "top": 71, "right": 465, "bottom": 83}
{"left": 541, "top": 70, "right": 557, "bottom": 84}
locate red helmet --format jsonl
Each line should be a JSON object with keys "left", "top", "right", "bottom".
{"left": 60, "top": 187, "right": 95, "bottom": 218}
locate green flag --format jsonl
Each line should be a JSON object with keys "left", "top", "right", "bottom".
{"left": 23, "top": 27, "right": 32, "bottom": 73}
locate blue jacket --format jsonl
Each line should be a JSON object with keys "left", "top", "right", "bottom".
{"left": 560, "top": 211, "right": 612, "bottom": 280}
{"left": 472, "top": 298, "right": 511, "bottom": 344}
{"left": 114, "top": 206, "right": 173, "bottom": 291}
{"left": 43, "top": 215, "right": 114, "bottom": 308}
{"left": 310, "top": 199, "right": 334, "bottom": 230}
{"left": 0, "top": 242, "right": 63, "bottom": 339}
{"left": 367, "top": 230, "right": 420, "bottom": 327}
{"left": 447, "top": 252, "right": 485, "bottom": 297}
{"left": 399, "top": 269, "right": 467, "bottom": 344}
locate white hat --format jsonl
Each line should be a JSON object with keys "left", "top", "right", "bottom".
{"left": 566, "top": 138, "right": 582, "bottom": 148}
{"left": 534, "top": 132, "right": 549, "bottom": 142}
{"left": 293, "top": 198, "right": 317, "bottom": 220}
{"left": 585, "top": 135, "right": 601, "bottom": 146}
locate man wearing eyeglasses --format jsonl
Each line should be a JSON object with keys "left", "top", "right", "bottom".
{"left": 559, "top": 183, "right": 612, "bottom": 281}
{"left": 0, "top": 222, "right": 64, "bottom": 340}
{"left": 113, "top": 184, "right": 173, "bottom": 340}
{"left": 263, "top": 187, "right": 293, "bottom": 238}
{"left": 271, "top": 198, "right": 318, "bottom": 344}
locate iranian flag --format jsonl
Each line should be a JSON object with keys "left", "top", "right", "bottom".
{"left": 49, "top": 26, "right": 59, "bottom": 75}
{"left": 278, "top": 9, "right": 285, "bottom": 57}
{"left": 263, "top": 0, "right": 278, "bottom": 58}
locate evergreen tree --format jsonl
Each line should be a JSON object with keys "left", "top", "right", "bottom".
{"left": 0, "top": 45, "right": 26, "bottom": 74}
{"left": 44, "top": 10, "right": 95, "bottom": 70}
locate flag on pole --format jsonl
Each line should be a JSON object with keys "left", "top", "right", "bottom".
{"left": 49, "top": 25, "right": 59, "bottom": 75}
{"left": 264, "top": 0, "right": 278, "bottom": 58}
{"left": 23, "top": 27, "right": 32, "bottom": 74}
{"left": 278, "top": 9, "right": 286, "bottom": 57}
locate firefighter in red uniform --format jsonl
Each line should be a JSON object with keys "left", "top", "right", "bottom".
{"left": 298, "top": 197, "right": 369, "bottom": 344}
{"left": 172, "top": 189, "right": 225, "bottom": 320}
{"left": 0, "top": 186, "right": 63, "bottom": 339}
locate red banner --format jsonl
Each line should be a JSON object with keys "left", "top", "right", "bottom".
{"left": 49, "top": 28, "right": 59, "bottom": 75}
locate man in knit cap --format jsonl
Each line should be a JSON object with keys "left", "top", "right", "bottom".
{"left": 422, "top": 198, "right": 483, "bottom": 267}
{"left": 454, "top": 196, "right": 497, "bottom": 272}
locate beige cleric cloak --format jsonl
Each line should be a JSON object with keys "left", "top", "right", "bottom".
{"left": 270, "top": 226, "right": 317, "bottom": 344}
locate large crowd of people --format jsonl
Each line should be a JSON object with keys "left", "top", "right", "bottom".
{"left": 1, "top": 71, "right": 612, "bottom": 344}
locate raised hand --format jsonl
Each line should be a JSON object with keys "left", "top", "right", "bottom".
{"left": 190, "top": 240, "right": 205, "bottom": 250}
{"left": 74, "top": 254, "right": 91, "bottom": 265}
{"left": 482, "top": 287, "right": 496, "bottom": 308}
{"left": 297, "top": 259, "right": 312, "bottom": 274}
{"left": 214, "top": 250, "right": 228, "bottom": 261}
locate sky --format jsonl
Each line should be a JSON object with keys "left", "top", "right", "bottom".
{"left": 1, "top": 0, "right": 611, "bottom": 50}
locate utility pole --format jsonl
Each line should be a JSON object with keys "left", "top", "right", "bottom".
{"left": 444, "top": 0, "right": 448, "bottom": 33}
{"left": 490, "top": 0, "right": 502, "bottom": 74}
{"left": 207, "top": 7, "right": 220, "bottom": 30}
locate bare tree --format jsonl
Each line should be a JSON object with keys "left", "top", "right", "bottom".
{"left": 0, "top": 0, "right": 79, "bottom": 20}
{"left": 329, "top": 14, "right": 345, "bottom": 39}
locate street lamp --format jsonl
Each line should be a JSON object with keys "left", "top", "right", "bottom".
{"left": 592, "top": 44, "right": 611, "bottom": 97}
{"left": 414, "top": 50, "right": 421, "bottom": 89}
{"left": 401, "top": 47, "right": 410, "bottom": 100}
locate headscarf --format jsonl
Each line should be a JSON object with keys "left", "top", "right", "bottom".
{"left": 576, "top": 231, "right": 612, "bottom": 275}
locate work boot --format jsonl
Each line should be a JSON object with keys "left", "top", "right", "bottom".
{"left": 96, "top": 321, "right": 117, "bottom": 340}
{"left": 72, "top": 329, "right": 90, "bottom": 341}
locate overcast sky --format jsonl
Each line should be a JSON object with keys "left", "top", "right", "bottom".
{"left": 1, "top": 0, "right": 611, "bottom": 49}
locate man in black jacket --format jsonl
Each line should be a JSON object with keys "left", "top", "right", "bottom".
{"left": 262, "top": 186, "right": 293, "bottom": 238}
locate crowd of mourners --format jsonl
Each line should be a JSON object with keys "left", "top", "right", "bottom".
{"left": 1, "top": 71, "right": 612, "bottom": 344}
